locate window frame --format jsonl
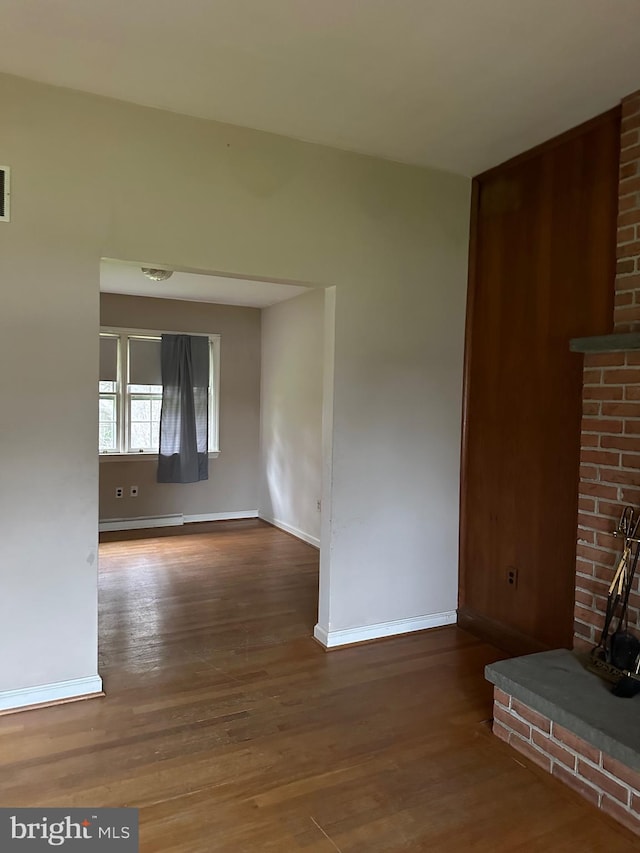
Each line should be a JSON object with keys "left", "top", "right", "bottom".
{"left": 99, "top": 326, "right": 220, "bottom": 461}
{"left": 126, "top": 383, "right": 163, "bottom": 455}
{"left": 98, "top": 378, "right": 119, "bottom": 454}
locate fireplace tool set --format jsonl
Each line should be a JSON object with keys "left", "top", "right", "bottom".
{"left": 588, "top": 505, "right": 640, "bottom": 697}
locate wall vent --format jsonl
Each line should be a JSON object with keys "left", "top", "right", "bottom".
{"left": 0, "top": 167, "right": 10, "bottom": 222}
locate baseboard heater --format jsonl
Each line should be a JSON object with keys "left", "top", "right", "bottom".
{"left": 99, "top": 514, "right": 182, "bottom": 532}
{"left": 99, "top": 510, "right": 259, "bottom": 533}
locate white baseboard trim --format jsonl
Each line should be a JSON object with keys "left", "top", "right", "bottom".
{"left": 0, "top": 675, "right": 104, "bottom": 714}
{"left": 184, "top": 511, "right": 259, "bottom": 523}
{"left": 99, "top": 511, "right": 259, "bottom": 532}
{"left": 259, "top": 514, "right": 320, "bottom": 548}
{"left": 313, "top": 611, "right": 457, "bottom": 649}
{"left": 99, "top": 514, "right": 183, "bottom": 532}
{"left": 314, "top": 624, "right": 330, "bottom": 646}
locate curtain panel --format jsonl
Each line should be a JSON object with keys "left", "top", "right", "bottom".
{"left": 157, "top": 334, "right": 209, "bottom": 484}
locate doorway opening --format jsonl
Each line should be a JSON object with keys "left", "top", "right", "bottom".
{"left": 97, "top": 258, "right": 335, "bottom": 687}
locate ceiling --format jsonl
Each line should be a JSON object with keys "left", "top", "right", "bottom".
{"left": 100, "top": 261, "right": 309, "bottom": 308}
{"left": 3, "top": 1, "right": 640, "bottom": 175}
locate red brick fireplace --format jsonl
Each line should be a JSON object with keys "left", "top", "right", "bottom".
{"left": 486, "top": 90, "right": 640, "bottom": 839}
{"left": 575, "top": 90, "right": 640, "bottom": 650}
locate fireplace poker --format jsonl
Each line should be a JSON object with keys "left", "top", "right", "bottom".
{"left": 595, "top": 506, "right": 639, "bottom": 655}
{"left": 596, "top": 547, "right": 629, "bottom": 653}
{"left": 610, "top": 534, "right": 640, "bottom": 670}
{"left": 604, "top": 506, "right": 640, "bottom": 692}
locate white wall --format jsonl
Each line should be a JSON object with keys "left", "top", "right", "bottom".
{"left": 260, "top": 288, "right": 324, "bottom": 546}
{"left": 0, "top": 71, "right": 469, "bottom": 702}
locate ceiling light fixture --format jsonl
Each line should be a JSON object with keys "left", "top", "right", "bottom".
{"left": 141, "top": 267, "right": 173, "bottom": 282}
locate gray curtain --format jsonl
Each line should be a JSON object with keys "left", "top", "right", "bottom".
{"left": 157, "top": 334, "right": 209, "bottom": 483}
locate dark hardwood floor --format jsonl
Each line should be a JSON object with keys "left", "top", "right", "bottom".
{"left": 0, "top": 520, "right": 636, "bottom": 851}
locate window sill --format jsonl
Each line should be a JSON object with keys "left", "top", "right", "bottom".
{"left": 99, "top": 451, "right": 221, "bottom": 463}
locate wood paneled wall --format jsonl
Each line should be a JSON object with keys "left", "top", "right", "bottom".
{"left": 459, "top": 109, "right": 621, "bottom": 654}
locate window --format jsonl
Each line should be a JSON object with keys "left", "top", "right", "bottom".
{"left": 99, "top": 328, "right": 220, "bottom": 457}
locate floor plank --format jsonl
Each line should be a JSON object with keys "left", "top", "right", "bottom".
{"left": 0, "top": 520, "right": 636, "bottom": 851}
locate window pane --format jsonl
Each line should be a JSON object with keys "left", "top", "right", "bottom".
{"left": 152, "top": 398, "right": 162, "bottom": 420}
{"left": 131, "top": 398, "right": 151, "bottom": 421}
{"left": 128, "top": 338, "right": 162, "bottom": 386}
{"left": 99, "top": 336, "right": 118, "bottom": 382}
{"left": 99, "top": 423, "right": 116, "bottom": 452}
{"left": 151, "top": 420, "right": 160, "bottom": 448}
{"left": 99, "top": 381, "right": 116, "bottom": 393}
{"left": 99, "top": 397, "right": 115, "bottom": 422}
{"left": 130, "top": 422, "right": 152, "bottom": 449}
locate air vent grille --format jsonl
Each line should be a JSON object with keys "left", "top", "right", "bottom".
{"left": 0, "top": 167, "right": 10, "bottom": 221}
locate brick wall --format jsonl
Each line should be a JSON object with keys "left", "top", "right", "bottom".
{"left": 615, "top": 91, "right": 640, "bottom": 332}
{"left": 493, "top": 689, "right": 640, "bottom": 835}
{"left": 575, "top": 350, "right": 640, "bottom": 647}
{"left": 575, "top": 90, "right": 640, "bottom": 648}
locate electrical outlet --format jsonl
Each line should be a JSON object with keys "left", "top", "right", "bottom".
{"left": 506, "top": 567, "right": 518, "bottom": 588}
{"left": 115, "top": 487, "right": 124, "bottom": 499}
{"left": 316, "top": 499, "right": 321, "bottom": 512}
{"left": 130, "top": 485, "right": 139, "bottom": 498}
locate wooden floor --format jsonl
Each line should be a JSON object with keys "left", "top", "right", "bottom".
{"left": 0, "top": 520, "right": 636, "bottom": 851}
